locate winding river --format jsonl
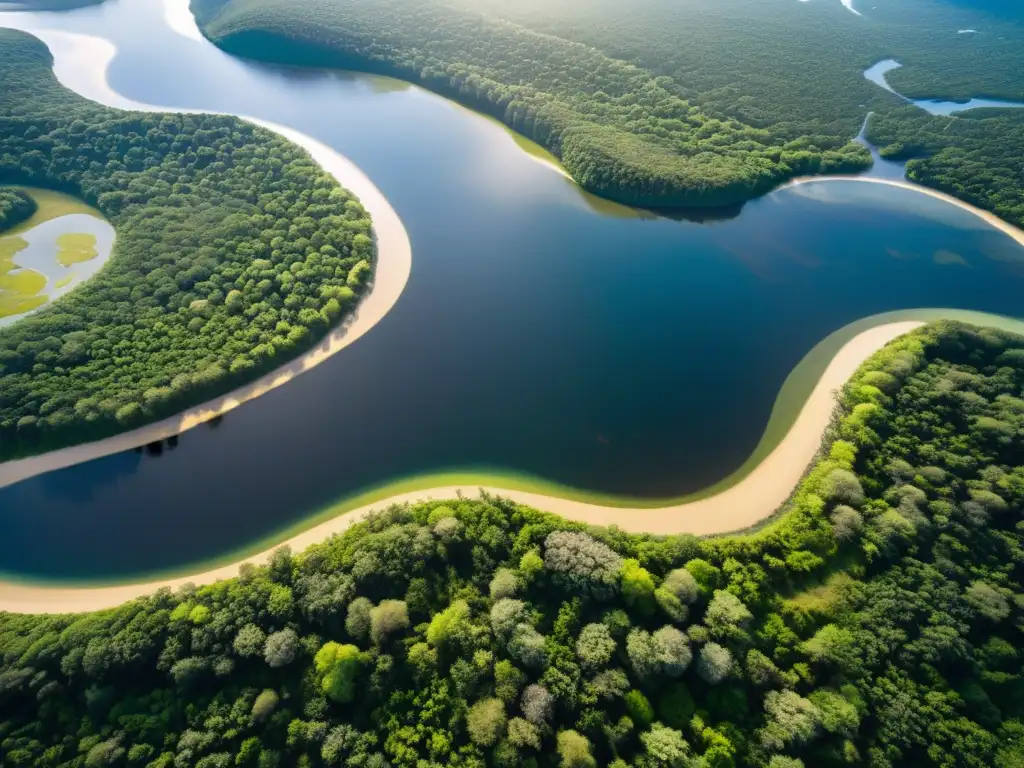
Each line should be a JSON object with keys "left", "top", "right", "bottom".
{"left": 2, "top": 0, "right": 1024, "bottom": 597}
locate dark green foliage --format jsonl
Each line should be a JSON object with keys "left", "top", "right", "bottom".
{"left": 192, "top": 0, "right": 1024, "bottom": 224}
{"left": 1, "top": 322, "right": 1023, "bottom": 766}
{"left": 0, "top": 188, "right": 36, "bottom": 232}
{"left": 192, "top": 0, "right": 873, "bottom": 210}
{"left": 0, "top": 29, "right": 375, "bottom": 459}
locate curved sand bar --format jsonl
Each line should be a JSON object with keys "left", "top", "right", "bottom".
{"left": 0, "top": 320, "right": 923, "bottom": 613}
{"left": 0, "top": 25, "right": 413, "bottom": 491}
{"left": 3, "top": 12, "right": 1024, "bottom": 612}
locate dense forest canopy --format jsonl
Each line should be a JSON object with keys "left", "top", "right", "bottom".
{"left": 192, "top": 0, "right": 1024, "bottom": 223}
{"left": 192, "top": 0, "right": 874, "bottom": 209}
{"left": 1, "top": 320, "right": 1023, "bottom": 767}
{"left": 0, "top": 29, "right": 376, "bottom": 460}
{"left": 0, "top": 188, "right": 36, "bottom": 232}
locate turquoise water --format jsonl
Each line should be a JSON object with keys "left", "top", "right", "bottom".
{"left": 1, "top": 1, "right": 1024, "bottom": 580}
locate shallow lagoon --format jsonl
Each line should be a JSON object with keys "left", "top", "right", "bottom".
{"left": 0, "top": 188, "right": 114, "bottom": 326}
{"left": 1, "top": 2, "right": 1024, "bottom": 580}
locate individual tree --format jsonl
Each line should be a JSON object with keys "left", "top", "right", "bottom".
{"left": 508, "top": 624, "right": 547, "bottom": 668}
{"left": 345, "top": 597, "right": 373, "bottom": 642}
{"left": 624, "top": 689, "right": 655, "bottom": 728}
{"left": 556, "top": 730, "right": 595, "bottom": 768}
{"left": 233, "top": 624, "right": 266, "bottom": 658}
{"left": 704, "top": 590, "right": 753, "bottom": 639}
{"left": 369, "top": 600, "right": 409, "bottom": 646}
{"left": 426, "top": 600, "right": 471, "bottom": 647}
{"left": 490, "top": 568, "right": 519, "bottom": 600}
{"left": 465, "top": 698, "right": 507, "bottom": 747}
{"left": 251, "top": 690, "right": 279, "bottom": 722}
{"left": 521, "top": 684, "right": 554, "bottom": 726}
{"left": 758, "top": 690, "right": 821, "bottom": 751}
{"left": 620, "top": 559, "right": 657, "bottom": 615}
{"left": 314, "top": 643, "right": 366, "bottom": 703}
{"left": 544, "top": 531, "right": 623, "bottom": 599}
{"left": 576, "top": 623, "right": 617, "bottom": 671}
{"left": 264, "top": 629, "right": 299, "bottom": 668}
{"left": 490, "top": 599, "right": 529, "bottom": 639}
{"left": 696, "top": 643, "right": 732, "bottom": 684}
{"left": 640, "top": 723, "right": 690, "bottom": 767}
{"left": 507, "top": 717, "right": 541, "bottom": 750}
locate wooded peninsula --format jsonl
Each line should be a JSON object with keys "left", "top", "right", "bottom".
{"left": 192, "top": 0, "right": 1024, "bottom": 224}
{"left": 0, "top": 29, "right": 376, "bottom": 461}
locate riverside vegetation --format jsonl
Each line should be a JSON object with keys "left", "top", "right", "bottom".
{"left": 0, "top": 29, "right": 376, "bottom": 460}
{"left": 0, "top": 188, "right": 36, "bottom": 232}
{"left": 1, "top": 320, "right": 1023, "bottom": 767}
{"left": 191, "top": 0, "right": 1024, "bottom": 224}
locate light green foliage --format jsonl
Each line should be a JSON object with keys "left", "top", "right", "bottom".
{"left": 543, "top": 531, "right": 623, "bottom": 599}
{"left": 809, "top": 689, "right": 861, "bottom": 738}
{"left": 0, "top": 30, "right": 375, "bottom": 459}
{"left": 575, "top": 623, "right": 616, "bottom": 671}
{"left": 624, "top": 689, "right": 654, "bottom": 728}
{"left": 966, "top": 581, "right": 1012, "bottom": 622}
{"left": 519, "top": 549, "right": 544, "bottom": 581}
{"left": 490, "top": 598, "right": 529, "bottom": 638}
{"left": 619, "top": 558, "right": 656, "bottom": 615}
{"left": 704, "top": 590, "right": 753, "bottom": 639}
{"left": 489, "top": 568, "right": 520, "bottom": 600}
{"left": 313, "top": 643, "right": 365, "bottom": 703}
{"left": 369, "top": 600, "right": 409, "bottom": 646}
{"left": 507, "top": 717, "right": 540, "bottom": 750}
{"left": 494, "top": 659, "right": 525, "bottom": 703}
{"left": 233, "top": 626, "right": 264, "bottom": 659}
{"left": 251, "top": 690, "right": 279, "bottom": 723}
{"left": 465, "top": 698, "right": 506, "bottom": 747}
{"left": 696, "top": 642, "right": 732, "bottom": 685}
{"left": 556, "top": 730, "right": 595, "bottom": 768}
{"left": 640, "top": 723, "right": 690, "bottom": 767}
{"left": 758, "top": 690, "right": 822, "bottom": 752}
{"left": 426, "top": 600, "right": 471, "bottom": 647}
{"left": 508, "top": 623, "right": 547, "bottom": 668}
{"left": 683, "top": 559, "right": 720, "bottom": 598}
{"left": 654, "top": 587, "right": 688, "bottom": 624}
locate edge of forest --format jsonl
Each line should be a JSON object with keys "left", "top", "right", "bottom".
{"left": 0, "top": 25, "right": 413, "bottom": 488}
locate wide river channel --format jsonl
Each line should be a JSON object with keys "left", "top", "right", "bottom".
{"left": 2, "top": 0, "right": 1024, "bottom": 581}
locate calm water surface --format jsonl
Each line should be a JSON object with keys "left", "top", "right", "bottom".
{"left": 2, "top": 1, "right": 1024, "bottom": 579}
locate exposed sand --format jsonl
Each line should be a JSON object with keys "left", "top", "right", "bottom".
{"left": 0, "top": 26, "right": 413, "bottom": 491}
{"left": 0, "top": 320, "right": 923, "bottom": 613}
{"left": 2, "top": 12, "right": 1024, "bottom": 613}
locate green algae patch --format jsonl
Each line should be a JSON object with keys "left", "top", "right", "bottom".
{"left": 55, "top": 232, "right": 99, "bottom": 266}
{"left": 0, "top": 236, "right": 47, "bottom": 318}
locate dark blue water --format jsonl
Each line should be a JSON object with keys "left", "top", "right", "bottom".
{"left": 1, "top": 0, "right": 1023, "bottom": 579}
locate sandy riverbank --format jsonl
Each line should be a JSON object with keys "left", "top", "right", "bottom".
{"left": 0, "top": 320, "right": 922, "bottom": 613}
{"left": 0, "top": 26, "right": 413, "bottom": 491}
